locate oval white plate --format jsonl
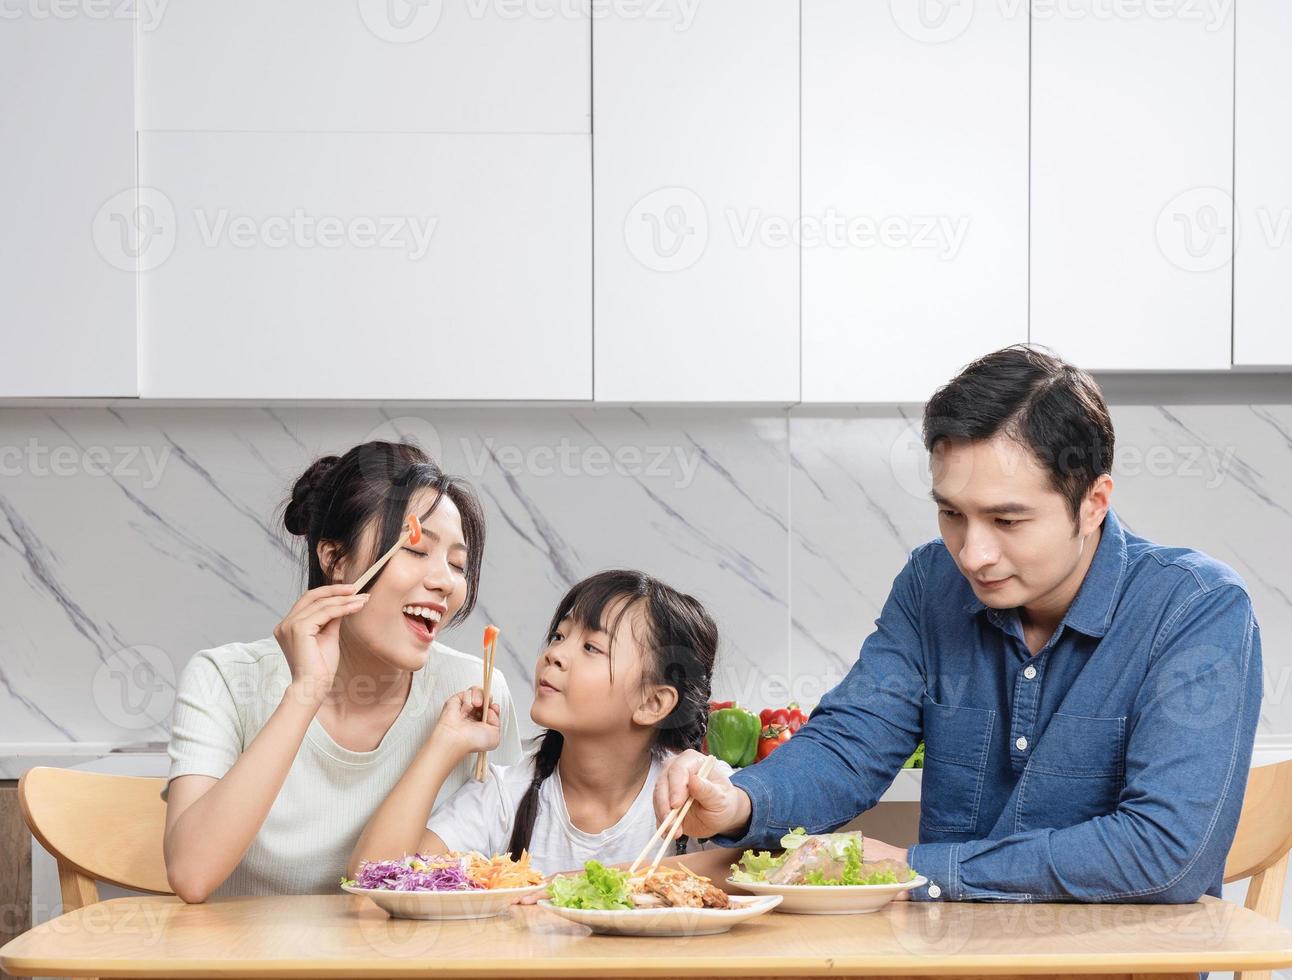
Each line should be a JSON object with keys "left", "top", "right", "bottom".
{"left": 342, "top": 882, "right": 548, "bottom": 920}
{"left": 726, "top": 875, "right": 927, "bottom": 914}
{"left": 537, "top": 894, "right": 782, "bottom": 936}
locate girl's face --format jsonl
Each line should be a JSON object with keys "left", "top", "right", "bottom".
{"left": 327, "top": 488, "right": 469, "bottom": 673}
{"left": 530, "top": 599, "right": 677, "bottom": 736}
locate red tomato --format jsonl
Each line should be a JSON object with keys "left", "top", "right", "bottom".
{"left": 757, "top": 725, "right": 792, "bottom": 761}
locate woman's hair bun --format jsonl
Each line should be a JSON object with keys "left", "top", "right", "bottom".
{"left": 284, "top": 454, "right": 341, "bottom": 537}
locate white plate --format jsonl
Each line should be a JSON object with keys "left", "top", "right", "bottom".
{"left": 342, "top": 882, "right": 548, "bottom": 920}
{"left": 726, "top": 875, "right": 927, "bottom": 914}
{"left": 537, "top": 895, "right": 783, "bottom": 936}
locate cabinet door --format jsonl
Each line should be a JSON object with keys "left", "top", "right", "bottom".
{"left": 801, "top": 0, "right": 1028, "bottom": 404}
{"left": 593, "top": 0, "right": 799, "bottom": 402}
{"left": 1234, "top": 0, "right": 1292, "bottom": 367}
{"left": 1031, "top": 1, "right": 1234, "bottom": 370}
{"left": 0, "top": 13, "right": 136, "bottom": 396}
{"left": 138, "top": 0, "right": 590, "bottom": 133}
{"left": 139, "top": 133, "right": 591, "bottom": 399}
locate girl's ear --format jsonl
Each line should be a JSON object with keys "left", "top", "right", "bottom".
{"left": 632, "top": 684, "right": 679, "bottom": 729}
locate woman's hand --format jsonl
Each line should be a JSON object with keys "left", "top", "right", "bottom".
{"left": 273, "top": 583, "right": 370, "bottom": 704}
{"left": 432, "top": 686, "right": 502, "bottom": 757}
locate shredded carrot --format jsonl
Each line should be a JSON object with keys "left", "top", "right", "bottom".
{"left": 466, "top": 850, "right": 545, "bottom": 889}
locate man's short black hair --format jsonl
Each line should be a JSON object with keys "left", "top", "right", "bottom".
{"left": 922, "top": 345, "right": 1115, "bottom": 522}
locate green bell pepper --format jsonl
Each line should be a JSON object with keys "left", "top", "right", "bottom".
{"left": 707, "top": 705, "right": 760, "bottom": 768}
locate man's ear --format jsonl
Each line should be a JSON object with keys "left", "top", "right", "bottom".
{"left": 316, "top": 539, "right": 348, "bottom": 584}
{"left": 632, "top": 684, "right": 680, "bottom": 729}
{"left": 1081, "top": 474, "right": 1114, "bottom": 537}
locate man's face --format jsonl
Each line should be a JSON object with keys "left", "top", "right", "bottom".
{"left": 930, "top": 435, "right": 1106, "bottom": 611}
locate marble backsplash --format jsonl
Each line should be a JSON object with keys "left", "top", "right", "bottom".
{"left": 1, "top": 402, "right": 1289, "bottom": 747}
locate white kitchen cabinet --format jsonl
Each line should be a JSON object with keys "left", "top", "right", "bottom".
{"left": 137, "top": 0, "right": 589, "bottom": 134}
{"left": 593, "top": 0, "right": 799, "bottom": 403}
{"left": 0, "top": 12, "right": 136, "bottom": 396}
{"left": 1234, "top": 0, "right": 1292, "bottom": 368}
{"left": 139, "top": 133, "right": 591, "bottom": 399}
{"left": 800, "top": 0, "right": 1028, "bottom": 404}
{"left": 1031, "top": 1, "right": 1234, "bottom": 370}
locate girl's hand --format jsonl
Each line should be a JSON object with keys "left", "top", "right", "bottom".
{"left": 273, "top": 583, "right": 370, "bottom": 704}
{"left": 433, "top": 687, "right": 502, "bottom": 757}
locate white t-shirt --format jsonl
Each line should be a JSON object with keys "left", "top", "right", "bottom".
{"left": 165, "top": 636, "right": 522, "bottom": 897}
{"left": 427, "top": 745, "right": 727, "bottom": 877}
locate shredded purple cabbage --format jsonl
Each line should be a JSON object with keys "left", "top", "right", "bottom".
{"left": 350, "top": 855, "right": 484, "bottom": 892}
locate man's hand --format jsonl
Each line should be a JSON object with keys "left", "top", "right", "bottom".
{"left": 653, "top": 750, "right": 752, "bottom": 840}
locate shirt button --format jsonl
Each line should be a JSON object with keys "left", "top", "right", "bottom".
{"left": 1016, "top": 736, "right": 1029, "bottom": 751}
{"left": 1023, "top": 665, "right": 1037, "bottom": 680}
{"left": 927, "top": 883, "right": 942, "bottom": 899}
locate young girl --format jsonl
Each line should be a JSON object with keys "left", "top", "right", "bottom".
{"left": 164, "top": 441, "right": 522, "bottom": 901}
{"left": 350, "top": 569, "right": 736, "bottom": 879}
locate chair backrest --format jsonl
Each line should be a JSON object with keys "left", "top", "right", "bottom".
{"left": 1223, "top": 759, "right": 1292, "bottom": 980}
{"left": 18, "top": 767, "right": 173, "bottom": 912}
{"left": 1225, "top": 759, "right": 1292, "bottom": 885}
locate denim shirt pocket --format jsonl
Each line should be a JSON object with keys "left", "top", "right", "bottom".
{"left": 919, "top": 697, "right": 996, "bottom": 834}
{"left": 1016, "top": 712, "right": 1126, "bottom": 832}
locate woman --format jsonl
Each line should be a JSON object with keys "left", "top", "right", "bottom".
{"left": 162, "top": 441, "right": 521, "bottom": 901}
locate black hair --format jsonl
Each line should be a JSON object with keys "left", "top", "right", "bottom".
{"left": 506, "top": 570, "right": 719, "bottom": 860}
{"left": 281, "top": 440, "right": 486, "bottom": 626}
{"left": 922, "top": 345, "right": 1115, "bottom": 524}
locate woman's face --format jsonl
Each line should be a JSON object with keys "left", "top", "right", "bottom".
{"left": 530, "top": 600, "right": 676, "bottom": 736}
{"left": 330, "top": 488, "right": 469, "bottom": 673}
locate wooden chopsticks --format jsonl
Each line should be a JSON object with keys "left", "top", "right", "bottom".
{"left": 629, "top": 755, "right": 716, "bottom": 877}
{"left": 474, "top": 625, "right": 500, "bottom": 781}
{"left": 352, "top": 514, "right": 422, "bottom": 592}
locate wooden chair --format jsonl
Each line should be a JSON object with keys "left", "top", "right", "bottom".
{"left": 1224, "top": 759, "right": 1292, "bottom": 980}
{"left": 17, "top": 766, "right": 173, "bottom": 913}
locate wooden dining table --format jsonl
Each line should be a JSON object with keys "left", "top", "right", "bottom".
{"left": 3, "top": 893, "right": 1292, "bottom": 979}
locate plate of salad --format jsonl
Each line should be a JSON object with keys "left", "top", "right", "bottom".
{"left": 341, "top": 850, "right": 547, "bottom": 920}
{"left": 727, "top": 828, "right": 925, "bottom": 914}
{"left": 539, "top": 860, "right": 781, "bottom": 937}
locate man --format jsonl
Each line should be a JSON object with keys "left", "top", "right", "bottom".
{"left": 657, "top": 346, "right": 1262, "bottom": 903}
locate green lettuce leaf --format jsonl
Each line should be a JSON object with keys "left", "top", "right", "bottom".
{"left": 547, "top": 860, "right": 633, "bottom": 910}
{"left": 778, "top": 827, "right": 810, "bottom": 850}
{"left": 729, "top": 848, "right": 788, "bottom": 883}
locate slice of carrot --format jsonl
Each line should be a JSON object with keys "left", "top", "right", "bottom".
{"left": 406, "top": 514, "right": 422, "bottom": 545}
{"left": 483, "top": 624, "right": 500, "bottom": 648}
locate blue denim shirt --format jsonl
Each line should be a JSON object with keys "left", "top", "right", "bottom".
{"left": 716, "top": 508, "right": 1262, "bottom": 904}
